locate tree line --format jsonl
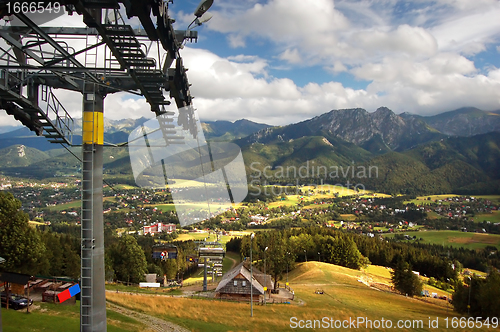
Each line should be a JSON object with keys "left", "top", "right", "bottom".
{"left": 227, "top": 227, "right": 460, "bottom": 283}
{"left": 0, "top": 192, "right": 197, "bottom": 284}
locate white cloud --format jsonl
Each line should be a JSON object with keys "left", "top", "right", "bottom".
{"left": 328, "top": 61, "right": 348, "bottom": 73}
{"left": 426, "top": 53, "right": 476, "bottom": 75}
{"left": 351, "top": 25, "right": 438, "bottom": 59}
{"left": 207, "top": 0, "right": 500, "bottom": 66}
{"left": 0, "top": 111, "right": 23, "bottom": 127}
{"left": 488, "top": 68, "right": 500, "bottom": 81}
{"left": 335, "top": 0, "right": 393, "bottom": 28}
{"left": 227, "top": 34, "right": 246, "bottom": 48}
{"left": 2, "top": 0, "right": 500, "bottom": 131}
{"left": 435, "top": 0, "right": 498, "bottom": 11}
{"left": 430, "top": 3, "right": 500, "bottom": 54}
{"left": 208, "top": 0, "right": 350, "bottom": 64}
{"left": 184, "top": 47, "right": 500, "bottom": 123}
{"left": 181, "top": 48, "right": 488, "bottom": 123}
{"left": 279, "top": 48, "right": 302, "bottom": 64}
{"left": 210, "top": 0, "right": 349, "bottom": 39}
{"left": 352, "top": 53, "right": 476, "bottom": 84}
{"left": 2, "top": 44, "right": 499, "bottom": 128}
{"left": 182, "top": 48, "right": 301, "bottom": 101}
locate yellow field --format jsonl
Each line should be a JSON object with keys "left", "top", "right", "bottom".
{"left": 339, "top": 214, "right": 357, "bottom": 221}
{"left": 167, "top": 179, "right": 215, "bottom": 189}
{"left": 363, "top": 265, "right": 392, "bottom": 283}
{"left": 29, "top": 220, "right": 46, "bottom": 226}
{"left": 302, "top": 184, "right": 361, "bottom": 197}
{"left": 112, "top": 184, "right": 137, "bottom": 190}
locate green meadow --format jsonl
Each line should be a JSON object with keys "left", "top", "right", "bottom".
{"left": 385, "top": 230, "right": 500, "bottom": 250}
{"left": 46, "top": 200, "right": 81, "bottom": 211}
{"left": 404, "top": 194, "right": 459, "bottom": 205}
{"left": 405, "top": 194, "right": 500, "bottom": 206}
{"left": 473, "top": 210, "right": 500, "bottom": 224}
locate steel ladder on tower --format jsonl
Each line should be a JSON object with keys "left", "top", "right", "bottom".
{"left": 80, "top": 30, "right": 99, "bottom": 332}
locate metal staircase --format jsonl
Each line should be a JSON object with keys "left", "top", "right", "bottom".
{"left": 75, "top": 2, "right": 172, "bottom": 115}
{"left": 101, "top": 23, "right": 172, "bottom": 112}
{"left": 0, "top": 69, "right": 73, "bottom": 144}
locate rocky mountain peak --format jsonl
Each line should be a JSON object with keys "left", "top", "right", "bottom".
{"left": 242, "top": 106, "right": 444, "bottom": 152}
{"left": 373, "top": 106, "right": 393, "bottom": 116}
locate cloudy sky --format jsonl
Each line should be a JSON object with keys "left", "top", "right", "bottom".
{"left": 2, "top": 0, "right": 500, "bottom": 128}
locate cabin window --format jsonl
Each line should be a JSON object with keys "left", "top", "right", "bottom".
{"left": 242, "top": 280, "right": 246, "bottom": 287}
{"left": 233, "top": 280, "right": 238, "bottom": 286}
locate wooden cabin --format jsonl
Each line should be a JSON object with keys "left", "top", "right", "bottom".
{"left": 215, "top": 262, "right": 273, "bottom": 301}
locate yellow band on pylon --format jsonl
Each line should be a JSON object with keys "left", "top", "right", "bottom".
{"left": 82, "top": 111, "right": 104, "bottom": 145}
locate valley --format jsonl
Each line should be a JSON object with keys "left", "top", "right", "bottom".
{"left": 1, "top": 106, "right": 499, "bottom": 196}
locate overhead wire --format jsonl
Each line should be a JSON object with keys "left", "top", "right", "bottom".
{"left": 59, "top": 143, "right": 119, "bottom": 194}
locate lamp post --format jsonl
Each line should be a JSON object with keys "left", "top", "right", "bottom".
{"left": 0, "top": 256, "right": 4, "bottom": 332}
{"left": 286, "top": 252, "right": 290, "bottom": 286}
{"left": 250, "top": 233, "right": 254, "bottom": 317}
{"left": 446, "top": 278, "right": 450, "bottom": 314}
{"left": 194, "top": 0, "right": 214, "bottom": 17}
{"left": 304, "top": 249, "right": 307, "bottom": 262}
{"left": 264, "top": 246, "right": 268, "bottom": 306}
{"left": 189, "top": 0, "right": 214, "bottom": 29}
{"left": 318, "top": 252, "right": 320, "bottom": 263}
{"left": 467, "top": 276, "right": 472, "bottom": 316}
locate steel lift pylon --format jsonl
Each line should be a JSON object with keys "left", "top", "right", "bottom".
{"left": 0, "top": 1, "right": 206, "bottom": 331}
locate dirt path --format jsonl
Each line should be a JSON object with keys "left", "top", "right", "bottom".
{"left": 226, "top": 255, "right": 238, "bottom": 270}
{"left": 107, "top": 301, "right": 190, "bottom": 332}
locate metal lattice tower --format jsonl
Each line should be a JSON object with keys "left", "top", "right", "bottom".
{"left": 0, "top": 1, "right": 201, "bottom": 331}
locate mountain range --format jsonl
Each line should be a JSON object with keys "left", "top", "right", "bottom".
{"left": 401, "top": 107, "right": 500, "bottom": 137}
{"left": 0, "top": 117, "right": 269, "bottom": 151}
{"left": 0, "top": 106, "right": 499, "bottom": 194}
{"left": 240, "top": 106, "right": 500, "bottom": 153}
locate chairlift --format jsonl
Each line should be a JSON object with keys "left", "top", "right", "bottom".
{"left": 152, "top": 245, "right": 178, "bottom": 260}
{"left": 198, "top": 246, "right": 225, "bottom": 259}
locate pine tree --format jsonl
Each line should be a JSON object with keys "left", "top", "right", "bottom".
{"left": 391, "top": 260, "right": 422, "bottom": 297}
{"left": 110, "top": 235, "right": 148, "bottom": 284}
{"left": 478, "top": 270, "right": 500, "bottom": 318}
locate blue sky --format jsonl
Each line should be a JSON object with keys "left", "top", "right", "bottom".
{"left": 1, "top": 0, "right": 500, "bottom": 126}
{"left": 172, "top": 0, "right": 500, "bottom": 124}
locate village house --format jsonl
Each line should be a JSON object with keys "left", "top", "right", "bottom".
{"left": 215, "top": 261, "right": 273, "bottom": 302}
